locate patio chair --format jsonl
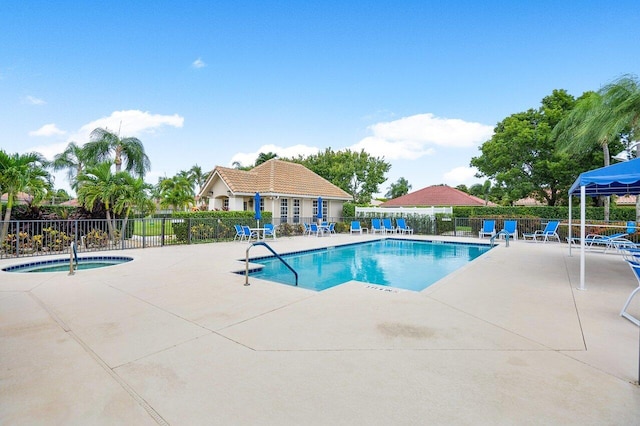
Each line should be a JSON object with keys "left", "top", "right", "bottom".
{"left": 328, "top": 222, "right": 336, "bottom": 235}
{"left": 371, "top": 218, "right": 385, "bottom": 234}
{"left": 241, "top": 225, "right": 258, "bottom": 242}
{"left": 350, "top": 221, "right": 363, "bottom": 234}
{"left": 621, "top": 260, "right": 640, "bottom": 326}
{"left": 522, "top": 220, "right": 560, "bottom": 243}
{"left": 478, "top": 220, "right": 496, "bottom": 239}
{"left": 396, "top": 218, "right": 413, "bottom": 234}
{"left": 233, "top": 224, "right": 245, "bottom": 241}
{"left": 309, "top": 223, "right": 320, "bottom": 237}
{"left": 263, "top": 223, "right": 276, "bottom": 240}
{"left": 382, "top": 218, "right": 395, "bottom": 233}
{"left": 500, "top": 220, "right": 518, "bottom": 241}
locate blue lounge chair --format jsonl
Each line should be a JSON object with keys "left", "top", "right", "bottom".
{"left": 371, "top": 219, "right": 385, "bottom": 234}
{"left": 500, "top": 220, "right": 518, "bottom": 241}
{"left": 328, "top": 222, "right": 336, "bottom": 235}
{"left": 522, "top": 220, "right": 560, "bottom": 243}
{"left": 478, "top": 220, "right": 496, "bottom": 239}
{"left": 263, "top": 223, "right": 276, "bottom": 240}
{"left": 382, "top": 218, "right": 395, "bottom": 234}
{"left": 396, "top": 218, "right": 413, "bottom": 234}
{"left": 350, "top": 221, "right": 364, "bottom": 234}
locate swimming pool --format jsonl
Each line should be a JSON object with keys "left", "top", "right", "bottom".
{"left": 245, "top": 239, "right": 492, "bottom": 291}
{"left": 3, "top": 256, "right": 133, "bottom": 273}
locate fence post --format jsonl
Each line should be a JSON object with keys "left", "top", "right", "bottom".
{"left": 15, "top": 220, "right": 20, "bottom": 257}
{"left": 142, "top": 218, "right": 146, "bottom": 249}
{"left": 161, "top": 217, "right": 166, "bottom": 247}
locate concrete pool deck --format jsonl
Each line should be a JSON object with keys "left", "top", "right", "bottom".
{"left": 1, "top": 234, "right": 639, "bottom": 424}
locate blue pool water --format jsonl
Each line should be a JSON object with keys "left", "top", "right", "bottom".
{"left": 246, "top": 239, "right": 491, "bottom": 291}
{"left": 3, "top": 256, "right": 133, "bottom": 273}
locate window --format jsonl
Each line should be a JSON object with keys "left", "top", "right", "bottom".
{"left": 293, "top": 199, "right": 300, "bottom": 223}
{"left": 280, "top": 199, "right": 288, "bottom": 223}
{"left": 223, "top": 198, "right": 229, "bottom": 210}
{"left": 312, "top": 199, "right": 328, "bottom": 222}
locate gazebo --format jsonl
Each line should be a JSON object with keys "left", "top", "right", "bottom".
{"left": 568, "top": 158, "right": 640, "bottom": 290}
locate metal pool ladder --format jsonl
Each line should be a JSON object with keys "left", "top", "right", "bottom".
{"left": 245, "top": 241, "right": 298, "bottom": 286}
{"left": 490, "top": 231, "right": 511, "bottom": 247}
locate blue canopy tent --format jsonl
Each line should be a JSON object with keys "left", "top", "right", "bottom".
{"left": 254, "top": 192, "right": 261, "bottom": 228}
{"left": 568, "top": 158, "right": 640, "bottom": 290}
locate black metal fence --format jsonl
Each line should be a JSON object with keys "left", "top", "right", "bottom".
{"left": 1, "top": 216, "right": 637, "bottom": 260}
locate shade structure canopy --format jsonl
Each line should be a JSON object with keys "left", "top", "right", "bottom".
{"left": 568, "top": 158, "right": 640, "bottom": 290}
{"left": 569, "top": 158, "right": 640, "bottom": 197}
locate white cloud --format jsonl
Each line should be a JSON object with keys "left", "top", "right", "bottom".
{"left": 27, "top": 141, "right": 69, "bottom": 161}
{"left": 71, "top": 110, "right": 184, "bottom": 142}
{"left": 350, "top": 113, "right": 493, "bottom": 160}
{"left": 443, "top": 166, "right": 481, "bottom": 185}
{"left": 24, "top": 95, "right": 46, "bottom": 105}
{"left": 230, "top": 144, "right": 319, "bottom": 167}
{"left": 28, "top": 123, "right": 66, "bottom": 137}
{"left": 192, "top": 58, "right": 206, "bottom": 69}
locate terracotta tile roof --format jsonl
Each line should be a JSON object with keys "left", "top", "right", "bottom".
{"left": 206, "top": 159, "right": 352, "bottom": 200}
{"left": 616, "top": 194, "right": 637, "bottom": 205}
{"left": 1, "top": 192, "right": 33, "bottom": 203}
{"left": 381, "top": 185, "right": 492, "bottom": 207}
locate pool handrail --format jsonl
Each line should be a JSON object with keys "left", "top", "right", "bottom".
{"left": 245, "top": 241, "right": 298, "bottom": 286}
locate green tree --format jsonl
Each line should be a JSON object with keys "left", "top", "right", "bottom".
{"left": 84, "top": 128, "right": 151, "bottom": 177}
{"left": 157, "top": 175, "right": 194, "bottom": 211}
{"left": 385, "top": 177, "right": 412, "bottom": 199}
{"left": 553, "top": 91, "right": 624, "bottom": 220}
{"left": 76, "top": 162, "right": 123, "bottom": 240}
{"left": 0, "top": 150, "right": 52, "bottom": 242}
{"left": 52, "top": 141, "right": 93, "bottom": 189}
{"left": 113, "top": 174, "right": 154, "bottom": 231}
{"left": 471, "top": 90, "right": 596, "bottom": 206}
{"left": 292, "top": 148, "right": 390, "bottom": 203}
{"left": 455, "top": 184, "right": 469, "bottom": 194}
{"left": 255, "top": 152, "right": 278, "bottom": 166}
{"left": 46, "top": 188, "right": 72, "bottom": 204}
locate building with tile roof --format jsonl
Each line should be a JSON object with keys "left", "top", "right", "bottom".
{"left": 198, "top": 159, "right": 352, "bottom": 222}
{"left": 380, "top": 184, "right": 493, "bottom": 207}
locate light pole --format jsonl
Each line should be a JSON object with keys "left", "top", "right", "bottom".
{"left": 613, "top": 140, "right": 640, "bottom": 162}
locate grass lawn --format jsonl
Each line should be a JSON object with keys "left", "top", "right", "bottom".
{"left": 133, "top": 219, "right": 174, "bottom": 236}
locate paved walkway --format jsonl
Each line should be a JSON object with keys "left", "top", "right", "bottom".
{"left": 1, "top": 234, "right": 639, "bottom": 425}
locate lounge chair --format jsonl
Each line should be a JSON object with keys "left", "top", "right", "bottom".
{"left": 263, "top": 223, "right": 276, "bottom": 240}
{"left": 522, "top": 220, "right": 560, "bottom": 243}
{"left": 371, "top": 218, "right": 385, "bottom": 234}
{"left": 350, "top": 221, "right": 364, "bottom": 234}
{"left": 500, "top": 220, "right": 518, "bottom": 241}
{"left": 382, "top": 218, "right": 395, "bottom": 234}
{"left": 478, "top": 220, "right": 496, "bottom": 239}
{"left": 621, "top": 260, "right": 640, "bottom": 326}
{"left": 396, "top": 218, "right": 413, "bottom": 234}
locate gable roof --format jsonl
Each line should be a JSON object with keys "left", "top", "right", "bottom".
{"left": 380, "top": 185, "right": 491, "bottom": 207}
{"left": 202, "top": 159, "right": 352, "bottom": 200}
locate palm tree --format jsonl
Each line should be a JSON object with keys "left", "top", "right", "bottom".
{"left": 84, "top": 127, "right": 151, "bottom": 177}
{"left": 0, "top": 150, "right": 52, "bottom": 242}
{"left": 554, "top": 91, "right": 622, "bottom": 221}
{"left": 76, "top": 161, "right": 123, "bottom": 240}
{"left": 157, "top": 175, "right": 194, "bottom": 211}
{"left": 113, "top": 174, "right": 153, "bottom": 233}
{"left": 556, "top": 75, "right": 640, "bottom": 221}
{"left": 52, "top": 141, "right": 93, "bottom": 189}
{"left": 385, "top": 177, "right": 412, "bottom": 199}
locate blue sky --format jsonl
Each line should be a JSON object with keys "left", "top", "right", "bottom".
{"left": 2, "top": 1, "right": 639, "bottom": 196}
